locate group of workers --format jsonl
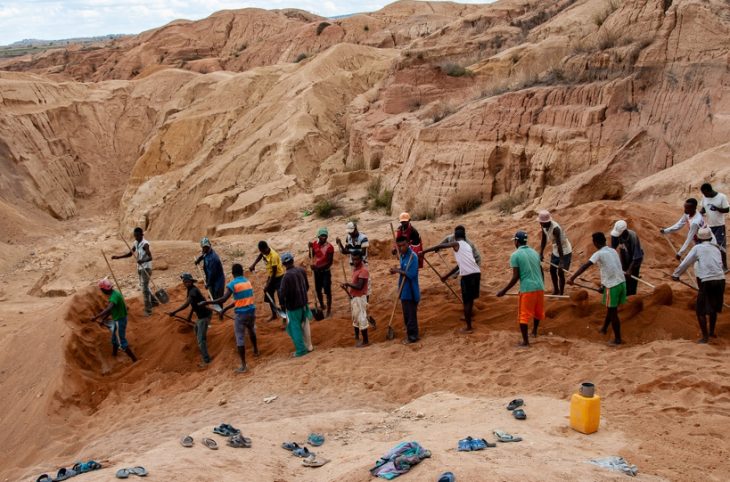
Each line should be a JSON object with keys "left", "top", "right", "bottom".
{"left": 90, "top": 183, "right": 727, "bottom": 369}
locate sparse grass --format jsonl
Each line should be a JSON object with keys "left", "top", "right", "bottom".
{"left": 229, "top": 248, "right": 246, "bottom": 258}
{"left": 597, "top": 30, "right": 618, "bottom": 50}
{"left": 294, "top": 53, "right": 307, "bottom": 63}
{"left": 592, "top": 0, "right": 619, "bottom": 27}
{"left": 408, "top": 98, "right": 422, "bottom": 112}
{"left": 314, "top": 198, "right": 341, "bottom": 218}
{"left": 316, "top": 22, "right": 331, "bottom": 36}
{"left": 432, "top": 104, "right": 456, "bottom": 123}
{"left": 412, "top": 206, "right": 437, "bottom": 221}
{"left": 449, "top": 191, "right": 483, "bottom": 215}
{"left": 440, "top": 62, "right": 471, "bottom": 77}
{"left": 366, "top": 177, "right": 393, "bottom": 215}
{"left": 345, "top": 158, "right": 365, "bottom": 172}
{"left": 621, "top": 101, "right": 639, "bottom": 112}
{"left": 494, "top": 194, "right": 525, "bottom": 215}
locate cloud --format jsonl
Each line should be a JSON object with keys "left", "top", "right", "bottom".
{"left": 0, "top": 0, "right": 493, "bottom": 45}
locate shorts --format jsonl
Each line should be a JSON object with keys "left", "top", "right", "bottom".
{"left": 697, "top": 279, "right": 725, "bottom": 316}
{"left": 460, "top": 273, "right": 481, "bottom": 303}
{"left": 518, "top": 290, "right": 545, "bottom": 325}
{"left": 234, "top": 311, "right": 256, "bottom": 346}
{"left": 710, "top": 225, "right": 726, "bottom": 249}
{"left": 603, "top": 282, "right": 627, "bottom": 308}
{"left": 350, "top": 295, "right": 369, "bottom": 330}
{"left": 550, "top": 253, "right": 572, "bottom": 270}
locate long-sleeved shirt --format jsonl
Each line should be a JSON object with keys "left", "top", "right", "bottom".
{"left": 663, "top": 212, "right": 706, "bottom": 256}
{"left": 398, "top": 248, "right": 420, "bottom": 302}
{"left": 197, "top": 249, "right": 225, "bottom": 292}
{"left": 673, "top": 242, "right": 725, "bottom": 282}
{"left": 610, "top": 230, "right": 644, "bottom": 269}
{"left": 279, "top": 266, "right": 309, "bottom": 311}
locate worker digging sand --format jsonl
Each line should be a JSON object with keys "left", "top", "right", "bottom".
{"left": 672, "top": 227, "right": 725, "bottom": 344}
{"left": 700, "top": 182, "right": 729, "bottom": 271}
{"left": 538, "top": 210, "right": 573, "bottom": 296}
{"left": 390, "top": 236, "right": 421, "bottom": 345}
{"left": 496, "top": 231, "right": 545, "bottom": 347}
{"left": 202, "top": 263, "right": 258, "bottom": 373}
{"left": 340, "top": 250, "right": 370, "bottom": 347}
{"left": 194, "top": 237, "right": 225, "bottom": 303}
{"left": 90, "top": 278, "right": 137, "bottom": 362}
{"left": 249, "top": 241, "right": 285, "bottom": 326}
{"left": 610, "top": 220, "right": 644, "bottom": 297}
{"left": 569, "top": 232, "right": 627, "bottom": 346}
{"left": 166, "top": 273, "right": 212, "bottom": 368}
{"left": 423, "top": 225, "right": 481, "bottom": 334}
{"left": 660, "top": 198, "right": 713, "bottom": 261}
{"left": 280, "top": 252, "right": 314, "bottom": 357}
{"left": 309, "top": 227, "right": 334, "bottom": 318}
{"left": 111, "top": 227, "right": 155, "bottom": 316}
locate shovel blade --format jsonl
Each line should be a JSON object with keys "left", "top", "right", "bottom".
{"left": 155, "top": 289, "right": 170, "bottom": 304}
{"left": 386, "top": 325, "right": 395, "bottom": 340}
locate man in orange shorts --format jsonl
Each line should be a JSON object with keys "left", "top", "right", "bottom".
{"left": 497, "top": 231, "right": 545, "bottom": 347}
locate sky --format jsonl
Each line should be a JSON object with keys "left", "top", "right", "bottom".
{"left": 0, "top": 0, "right": 491, "bottom": 46}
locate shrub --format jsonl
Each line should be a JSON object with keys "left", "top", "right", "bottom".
{"left": 412, "top": 206, "right": 437, "bottom": 221}
{"left": 598, "top": 31, "right": 618, "bottom": 50}
{"left": 366, "top": 177, "right": 393, "bottom": 214}
{"left": 494, "top": 194, "right": 525, "bottom": 215}
{"left": 294, "top": 53, "right": 307, "bottom": 63}
{"left": 621, "top": 101, "right": 639, "bottom": 112}
{"left": 314, "top": 199, "right": 340, "bottom": 218}
{"left": 316, "top": 22, "right": 331, "bottom": 36}
{"left": 449, "top": 191, "right": 483, "bottom": 215}
{"left": 441, "top": 62, "right": 470, "bottom": 77}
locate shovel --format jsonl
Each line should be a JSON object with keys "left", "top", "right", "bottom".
{"left": 167, "top": 313, "right": 196, "bottom": 327}
{"left": 423, "top": 256, "right": 462, "bottom": 303}
{"left": 307, "top": 246, "right": 325, "bottom": 321}
{"left": 265, "top": 292, "right": 287, "bottom": 320}
{"left": 662, "top": 232, "right": 699, "bottom": 288}
{"left": 119, "top": 234, "right": 169, "bottom": 304}
{"left": 665, "top": 272, "right": 730, "bottom": 309}
{"left": 386, "top": 250, "right": 416, "bottom": 340}
{"left": 101, "top": 249, "right": 124, "bottom": 298}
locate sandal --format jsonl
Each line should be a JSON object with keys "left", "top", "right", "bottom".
{"left": 494, "top": 430, "right": 522, "bottom": 443}
{"left": 55, "top": 468, "right": 78, "bottom": 481}
{"left": 180, "top": 435, "right": 194, "bottom": 448}
{"left": 506, "top": 399, "right": 524, "bottom": 411}
{"left": 228, "top": 434, "right": 252, "bottom": 448}
{"left": 307, "top": 433, "right": 325, "bottom": 447}
{"left": 282, "top": 441, "right": 301, "bottom": 451}
{"left": 513, "top": 409, "right": 527, "bottom": 420}
{"left": 202, "top": 437, "right": 219, "bottom": 450}
{"left": 292, "top": 447, "right": 312, "bottom": 457}
{"left": 302, "top": 454, "right": 330, "bottom": 467}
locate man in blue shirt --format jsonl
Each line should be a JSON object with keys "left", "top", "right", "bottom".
{"left": 195, "top": 237, "right": 226, "bottom": 300}
{"left": 390, "top": 235, "right": 420, "bottom": 344}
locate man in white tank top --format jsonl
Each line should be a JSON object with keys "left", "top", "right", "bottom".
{"left": 112, "top": 227, "right": 155, "bottom": 316}
{"left": 538, "top": 210, "right": 573, "bottom": 295}
{"left": 424, "top": 229, "right": 481, "bottom": 334}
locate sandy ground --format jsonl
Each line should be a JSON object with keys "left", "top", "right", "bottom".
{"left": 1, "top": 202, "right": 729, "bottom": 481}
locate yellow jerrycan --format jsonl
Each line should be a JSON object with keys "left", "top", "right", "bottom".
{"left": 570, "top": 382, "right": 600, "bottom": 434}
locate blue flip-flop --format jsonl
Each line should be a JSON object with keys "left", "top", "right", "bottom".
{"left": 282, "top": 441, "right": 301, "bottom": 451}
{"left": 438, "top": 472, "right": 455, "bottom": 482}
{"left": 55, "top": 468, "right": 78, "bottom": 481}
{"left": 513, "top": 409, "right": 527, "bottom": 420}
{"left": 292, "top": 447, "right": 313, "bottom": 458}
{"left": 307, "top": 433, "right": 325, "bottom": 447}
{"left": 457, "top": 437, "right": 473, "bottom": 451}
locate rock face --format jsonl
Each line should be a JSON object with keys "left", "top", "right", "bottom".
{"left": 0, "top": 0, "right": 729, "bottom": 237}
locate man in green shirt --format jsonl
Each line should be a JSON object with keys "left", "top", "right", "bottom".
{"left": 497, "top": 231, "right": 545, "bottom": 347}
{"left": 91, "top": 278, "right": 137, "bottom": 362}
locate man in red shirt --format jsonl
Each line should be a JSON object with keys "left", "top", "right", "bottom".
{"left": 393, "top": 212, "right": 424, "bottom": 268}
{"left": 309, "top": 227, "right": 335, "bottom": 317}
{"left": 341, "top": 250, "right": 370, "bottom": 347}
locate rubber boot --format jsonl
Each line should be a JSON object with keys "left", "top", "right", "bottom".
{"left": 354, "top": 327, "right": 360, "bottom": 340}
{"left": 124, "top": 347, "right": 138, "bottom": 362}
{"left": 532, "top": 319, "right": 540, "bottom": 337}
{"left": 361, "top": 328, "right": 369, "bottom": 345}
{"left": 611, "top": 315, "right": 623, "bottom": 345}
{"left": 250, "top": 333, "right": 260, "bottom": 356}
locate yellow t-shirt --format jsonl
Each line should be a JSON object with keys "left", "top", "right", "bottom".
{"left": 264, "top": 248, "right": 285, "bottom": 278}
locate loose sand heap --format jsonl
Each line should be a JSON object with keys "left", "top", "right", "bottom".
{"left": 0, "top": 0, "right": 729, "bottom": 480}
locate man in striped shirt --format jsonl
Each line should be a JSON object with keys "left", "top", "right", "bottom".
{"left": 204, "top": 263, "right": 258, "bottom": 373}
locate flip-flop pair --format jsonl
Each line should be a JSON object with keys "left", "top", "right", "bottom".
{"left": 228, "top": 434, "right": 252, "bottom": 448}
{"left": 213, "top": 423, "right": 240, "bottom": 436}
{"left": 494, "top": 430, "right": 523, "bottom": 443}
{"left": 115, "top": 466, "right": 148, "bottom": 478}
